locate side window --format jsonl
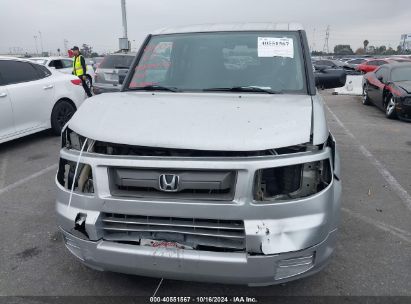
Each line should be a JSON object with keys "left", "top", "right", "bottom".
{"left": 367, "top": 60, "right": 378, "bottom": 66}
{"left": 375, "top": 68, "right": 384, "bottom": 79}
{"left": 0, "top": 60, "right": 40, "bottom": 85}
{"left": 33, "top": 64, "right": 52, "bottom": 79}
{"left": 377, "top": 60, "right": 388, "bottom": 66}
{"left": 0, "top": 61, "right": 5, "bottom": 86}
{"left": 62, "top": 59, "right": 73, "bottom": 69}
{"left": 53, "top": 60, "right": 64, "bottom": 69}
{"left": 375, "top": 68, "right": 389, "bottom": 83}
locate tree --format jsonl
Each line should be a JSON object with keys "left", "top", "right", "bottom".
{"left": 363, "top": 40, "right": 369, "bottom": 52}
{"left": 385, "top": 47, "right": 395, "bottom": 55}
{"left": 355, "top": 48, "right": 365, "bottom": 55}
{"left": 334, "top": 44, "right": 354, "bottom": 55}
{"left": 80, "top": 44, "right": 93, "bottom": 57}
{"left": 377, "top": 45, "right": 387, "bottom": 54}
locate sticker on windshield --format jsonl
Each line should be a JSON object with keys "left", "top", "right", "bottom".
{"left": 258, "top": 37, "right": 294, "bottom": 58}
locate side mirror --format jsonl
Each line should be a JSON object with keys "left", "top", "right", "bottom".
{"left": 315, "top": 69, "right": 347, "bottom": 89}
{"left": 377, "top": 76, "right": 384, "bottom": 83}
{"left": 118, "top": 74, "right": 126, "bottom": 85}
{"left": 118, "top": 70, "right": 129, "bottom": 85}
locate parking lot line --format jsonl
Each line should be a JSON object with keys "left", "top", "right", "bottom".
{"left": 0, "top": 163, "right": 58, "bottom": 196}
{"left": 341, "top": 208, "right": 411, "bottom": 243}
{"left": 152, "top": 278, "right": 164, "bottom": 297}
{"left": 325, "top": 105, "right": 411, "bottom": 212}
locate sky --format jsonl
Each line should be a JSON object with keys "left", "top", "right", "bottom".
{"left": 0, "top": 0, "right": 410, "bottom": 55}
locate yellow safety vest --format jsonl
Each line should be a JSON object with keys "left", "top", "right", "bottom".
{"left": 73, "top": 55, "right": 86, "bottom": 76}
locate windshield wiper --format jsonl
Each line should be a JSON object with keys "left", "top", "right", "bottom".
{"left": 129, "top": 85, "right": 181, "bottom": 92}
{"left": 203, "top": 86, "right": 283, "bottom": 94}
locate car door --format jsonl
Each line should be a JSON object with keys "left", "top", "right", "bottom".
{"left": 368, "top": 67, "right": 386, "bottom": 107}
{"left": 374, "top": 67, "right": 389, "bottom": 109}
{"left": 0, "top": 65, "right": 15, "bottom": 139}
{"left": 2, "top": 60, "right": 55, "bottom": 133}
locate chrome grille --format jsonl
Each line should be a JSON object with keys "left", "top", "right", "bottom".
{"left": 101, "top": 213, "right": 246, "bottom": 251}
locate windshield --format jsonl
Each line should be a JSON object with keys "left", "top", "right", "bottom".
{"left": 99, "top": 55, "right": 134, "bottom": 69}
{"left": 128, "top": 32, "right": 307, "bottom": 93}
{"left": 391, "top": 67, "right": 411, "bottom": 82}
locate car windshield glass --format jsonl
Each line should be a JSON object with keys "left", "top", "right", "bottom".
{"left": 128, "top": 32, "right": 306, "bottom": 93}
{"left": 391, "top": 67, "right": 411, "bottom": 82}
{"left": 99, "top": 55, "right": 134, "bottom": 69}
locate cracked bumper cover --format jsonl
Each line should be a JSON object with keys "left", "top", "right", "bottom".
{"left": 56, "top": 146, "right": 341, "bottom": 285}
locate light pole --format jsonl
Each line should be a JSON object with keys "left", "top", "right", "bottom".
{"left": 38, "top": 31, "right": 44, "bottom": 54}
{"left": 33, "top": 35, "right": 38, "bottom": 55}
{"left": 119, "top": 0, "right": 129, "bottom": 52}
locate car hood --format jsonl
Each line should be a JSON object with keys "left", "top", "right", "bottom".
{"left": 68, "top": 92, "right": 313, "bottom": 151}
{"left": 396, "top": 81, "right": 411, "bottom": 94}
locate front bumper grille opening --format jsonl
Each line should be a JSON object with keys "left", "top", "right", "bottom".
{"left": 116, "top": 185, "right": 232, "bottom": 196}
{"left": 100, "top": 213, "right": 246, "bottom": 252}
{"left": 109, "top": 168, "right": 236, "bottom": 201}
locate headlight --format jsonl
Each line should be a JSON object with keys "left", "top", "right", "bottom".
{"left": 57, "top": 159, "right": 94, "bottom": 194}
{"left": 254, "top": 159, "right": 332, "bottom": 202}
{"left": 62, "top": 128, "right": 87, "bottom": 150}
{"left": 403, "top": 97, "right": 411, "bottom": 106}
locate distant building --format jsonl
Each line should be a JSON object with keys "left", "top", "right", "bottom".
{"left": 400, "top": 34, "right": 411, "bottom": 50}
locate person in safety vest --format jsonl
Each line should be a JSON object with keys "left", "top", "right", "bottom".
{"left": 71, "top": 46, "right": 92, "bottom": 97}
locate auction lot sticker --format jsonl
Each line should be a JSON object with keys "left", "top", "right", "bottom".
{"left": 258, "top": 37, "right": 294, "bottom": 58}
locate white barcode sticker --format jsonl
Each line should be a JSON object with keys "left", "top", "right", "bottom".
{"left": 258, "top": 37, "right": 294, "bottom": 58}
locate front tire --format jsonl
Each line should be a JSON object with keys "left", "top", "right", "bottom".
{"left": 385, "top": 96, "right": 397, "bottom": 119}
{"left": 51, "top": 100, "right": 76, "bottom": 135}
{"left": 362, "top": 84, "right": 371, "bottom": 105}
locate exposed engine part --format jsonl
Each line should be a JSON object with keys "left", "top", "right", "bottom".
{"left": 254, "top": 160, "right": 332, "bottom": 201}
{"left": 73, "top": 213, "right": 89, "bottom": 239}
{"left": 57, "top": 159, "right": 94, "bottom": 194}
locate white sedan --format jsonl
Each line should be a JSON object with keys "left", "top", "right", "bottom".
{"left": 29, "top": 56, "right": 95, "bottom": 89}
{"left": 0, "top": 57, "right": 87, "bottom": 144}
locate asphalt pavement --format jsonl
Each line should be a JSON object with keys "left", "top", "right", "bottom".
{"left": 0, "top": 92, "right": 410, "bottom": 298}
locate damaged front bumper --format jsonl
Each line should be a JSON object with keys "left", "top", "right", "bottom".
{"left": 60, "top": 225, "right": 337, "bottom": 286}
{"left": 56, "top": 144, "right": 341, "bottom": 286}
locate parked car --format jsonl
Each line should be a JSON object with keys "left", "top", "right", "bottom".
{"left": 56, "top": 23, "right": 345, "bottom": 286}
{"left": 355, "top": 58, "right": 397, "bottom": 74}
{"left": 345, "top": 58, "right": 366, "bottom": 69}
{"left": 313, "top": 59, "right": 357, "bottom": 75}
{"left": 363, "top": 63, "right": 411, "bottom": 120}
{"left": 93, "top": 53, "right": 135, "bottom": 94}
{"left": 29, "top": 57, "right": 95, "bottom": 89}
{"left": 0, "top": 57, "right": 86, "bottom": 143}
{"left": 86, "top": 57, "right": 104, "bottom": 71}
{"left": 313, "top": 59, "right": 348, "bottom": 70}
